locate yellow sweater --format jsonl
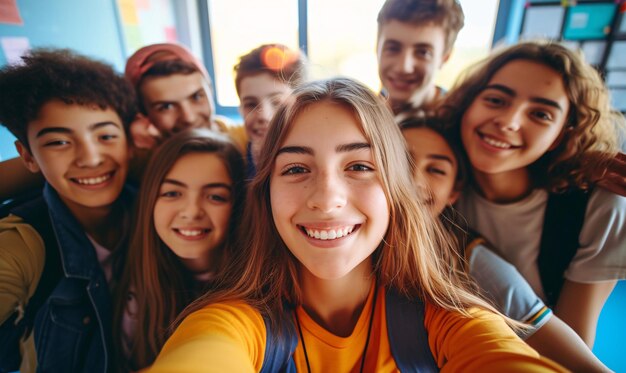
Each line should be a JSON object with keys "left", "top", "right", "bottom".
{"left": 149, "top": 286, "right": 567, "bottom": 372}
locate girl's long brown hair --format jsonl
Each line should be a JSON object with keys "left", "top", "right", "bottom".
{"left": 178, "top": 78, "right": 505, "bottom": 333}
{"left": 112, "top": 129, "right": 246, "bottom": 370}
{"left": 440, "top": 40, "right": 625, "bottom": 192}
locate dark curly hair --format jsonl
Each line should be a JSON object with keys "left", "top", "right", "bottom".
{"left": 0, "top": 48, "right": 137, "bottom": 150}
{"left": 377, "top": 0, "right": 464, "bottom": 54}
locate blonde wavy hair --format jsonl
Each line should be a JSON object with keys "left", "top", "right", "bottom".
{"left": 179, "top": 78, "right": 508, "bottom": 333}
{"left": 440, "top": 41, "right": 624, "bottom": 192}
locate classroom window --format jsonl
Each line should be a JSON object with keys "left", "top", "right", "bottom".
{"left": 201, "top": 0, "right": 500, "bottom": 117}
{"left": 203, "top": 0, "right": 299, "bottom": 109}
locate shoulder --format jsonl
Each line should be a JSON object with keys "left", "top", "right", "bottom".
{"left": 214, "top": 117, "right": 248, "bottom": 154}
{"left": 182, "top": 301, "right": 265, "bottom": 332}
{"left": 565, "top": 188, "right": 626, "bottom": 281}
{"left": 0, "top": 215, "right": 45, "bottom": 258}
{"left": 0, "top": 215, "right": 46, "bottom": 324}
{"left": 151, "top": 301, "right": 265, "bottom": 373}
{"left": 587, "top": 187, "right": 626, "bottom": 217}
{"left": 579, "top": 187, "right": 626, "bottom": 240}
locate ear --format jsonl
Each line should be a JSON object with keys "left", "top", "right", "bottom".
{"left": 441, "top": 49, "right": 452, "bottom": 67}
{"left": 15, "top": 140, "right": 41, "bottom": 173}
{"left": 447, "top": 182, "right": 461, "bottom": 205}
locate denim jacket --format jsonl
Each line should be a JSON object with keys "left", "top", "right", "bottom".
{"left": 27, "top": 183, "right": 132, "bottom": 372}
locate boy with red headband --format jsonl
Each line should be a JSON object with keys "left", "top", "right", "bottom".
{"left": 125, "top": 43, "right": 246, "bottom": 151}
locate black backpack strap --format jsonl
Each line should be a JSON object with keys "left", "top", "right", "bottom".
{"left": 386, "top": 289, "right": 439, "bottom": 373}
{"left": 538, "top": 189, "right": 592, "bottom": 307}
{"left": 260, "top": 306, "right": 298, "bottom": 373}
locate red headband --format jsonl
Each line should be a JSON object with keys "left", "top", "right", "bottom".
{"left": 124, "top": 43, "right": 209, "bottom": 87}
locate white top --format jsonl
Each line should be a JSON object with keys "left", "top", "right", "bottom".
{"left": 456, "top": 187, "right": 626, "bottom": 301}
{"left": 468, "top": 243, "right": 551, "bottom": 339}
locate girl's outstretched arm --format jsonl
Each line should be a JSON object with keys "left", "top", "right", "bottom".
{"left": 467, "top": 244, "right": 609, "bottom": 372}
{"left": 147, "top": 302, "right": 265, "bottom": 373}
{"left": 554, "top": 280, "right": 616, "bottom": 347}
{"left": 526, "top": 315, "right": 611, "bottom": 372}
{"left": 426, "top": 305, "right": 568, "bottom": 372}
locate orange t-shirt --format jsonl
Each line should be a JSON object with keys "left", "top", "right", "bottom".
{"left": 149, "top": 286, "right": 567, "bottom": 372}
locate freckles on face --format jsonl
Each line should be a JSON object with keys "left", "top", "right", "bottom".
{"left": 269, "top": 101, "right": 390, "bottom": 281}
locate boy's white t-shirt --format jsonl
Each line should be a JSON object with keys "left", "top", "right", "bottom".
{"left": 455, "top": 187, "right": 626, "bottom": 301}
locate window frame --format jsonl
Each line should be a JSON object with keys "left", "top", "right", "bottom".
{"left": 196, "top": 0, "right": 309, "bottom": 118}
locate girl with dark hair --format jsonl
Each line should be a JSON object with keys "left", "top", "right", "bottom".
{"left": 112, "top": 129, "right": 245, "bottom": 371}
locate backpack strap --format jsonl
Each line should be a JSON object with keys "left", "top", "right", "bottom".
{"left": 386, "top": 288, "right": 439, "bottom": 373}
{"left": 260, "top": 307, "right": 298, "bottom": 373}
{"left": 538, "top": 189, "right": 592, "bottom": 307}
{"left": 0, "top": 196, "right": 62, "bottom": 372}
{"left": 260, "top": 290, "right": 439, "bottom": 373}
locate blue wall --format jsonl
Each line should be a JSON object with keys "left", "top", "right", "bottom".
{"left": 0, "top": 0, "right": 125, "bottom": 69}
{"left": 0, "top": 0, "right": 126, "bottom": 160}
{"left": 594, "top": 280, "right": 626, "bottom": 372}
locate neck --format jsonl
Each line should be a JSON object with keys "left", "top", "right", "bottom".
{"left": 67, "top": 201, "right": 125, "bottom": 250}
{"left": 473, "top": 168, "right": 534, "bottom": 203}
{"left": 250, "top": 141, "right": 262, "bottom": 167}
{"left": 299, "top": 259, "right": 374, "bottom": 337}
{"left": 390, "top": 85, "right": 437, "bottom": 115}
{"left": 182, "top": 246, "right": 221, "bottom": 277}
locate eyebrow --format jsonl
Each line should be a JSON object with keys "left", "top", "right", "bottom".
{"left": 36, "top": 121, "right": 121, "bottom": 138}
{"left": 383, "top": 39, "right": 433, "bottom": 49}
{"left": 242, "top": 92, "right": 285, "bottom": 102}
{"left": 483, "top": 84, "right": 564, "bottom": 112}
{"left": 149, "top": 88, "right": 205, "bottom": 108}
{"left": 276, "top": 142, "right": 371, "bottom": 156}
{"left": 161, "top": 179, "right": 232, "bottom": 190}
{"left": 427, "top": 154, "right": 454, "bottom": 164}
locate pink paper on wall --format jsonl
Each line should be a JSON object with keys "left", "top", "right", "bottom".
{"left": 164, "top": 26, "right": 177, "bottom": 42}
{"left": 135, "top": 0, "right": 150, "bottom": 10}
{"left": 1, "top": 37, "right": 30, "bottom": 65}
{"left": 0, "top": 0, "right": 23, "bottom": 25}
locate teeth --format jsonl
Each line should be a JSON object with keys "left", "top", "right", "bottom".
{"left": 304, "top": 226, "right": 354, "bottom": 240}
{"left": 75, "top": 174, "right": 111, "bottom": 185}
{"left": 482, "top": 135, "right": 512, "bottom": 149}
{"left": 177, "top": 229, "right": 204, "bottom": 237}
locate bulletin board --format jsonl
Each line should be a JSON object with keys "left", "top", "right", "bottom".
{"left": 0, "top": 0, "right": 126, "bottom": 70}
{"left": 0, "top": 0, "right": 129, "bottom": 160}
{"left": 116, "top": 0, "right": 178, "bottom": 56}
{"left": 563, "top": 3, "right": 616, "bottom": 40}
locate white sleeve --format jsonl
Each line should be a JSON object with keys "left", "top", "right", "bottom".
{"left": 469, "top": 244, "right": 552, "bottom": 339}
{"left": 565, "top": 188, "right": 626, "bottom": 283}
